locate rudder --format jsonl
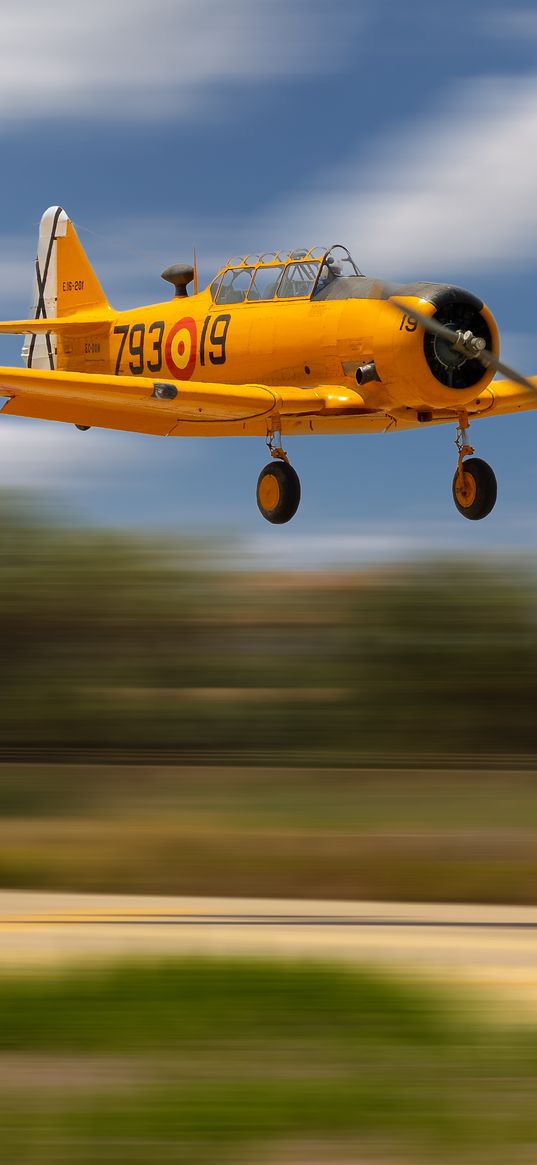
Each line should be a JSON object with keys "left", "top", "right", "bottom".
{"left": 23, "top": 207, "right": 111, "bottom": 370}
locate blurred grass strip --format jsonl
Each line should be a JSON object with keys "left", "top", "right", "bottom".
{"left": 0, "top": 959, "right": 451, "bottom": 1051}
{"left": 0, "top": 959, "right": 536, "bottom": 1162}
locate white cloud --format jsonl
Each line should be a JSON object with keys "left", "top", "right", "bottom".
{"left": 259, "top": 74, "right": 537, "bottom": 278}
{"left": 242, "top": 518, "right": 525, "bottom": 569}
{"left": 246, "top": 528, "right": 419, "bottom": 567}
{"left": 0, "top": 416, "right": 183, "bottom": 489}
{"left": 0, "top": 0, "right": 365, "bottom": 126}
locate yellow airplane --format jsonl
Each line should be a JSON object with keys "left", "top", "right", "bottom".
{"left": 0, "top": 205, "right": 535, "bottom": 524}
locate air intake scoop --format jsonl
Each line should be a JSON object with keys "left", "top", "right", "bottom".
{"left": 161, "top": 264, "right": 194, "bottom": 297}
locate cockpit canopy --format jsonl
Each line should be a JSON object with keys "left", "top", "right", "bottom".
{"left": 210, "top": 245, "right": 362, "bottom": 305}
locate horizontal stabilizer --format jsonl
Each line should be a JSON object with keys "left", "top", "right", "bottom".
{"left": 0, "top": 316, "right": 111, "bottom": 336}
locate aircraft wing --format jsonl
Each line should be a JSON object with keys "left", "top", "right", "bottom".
{"left": 2, "top": 365, "right": 535, "bottom": 439}
{"left": 483, "top": 376, "right": 537, "bottom": 417}
{"left": 0, "top": 365, "right": 336, "bottom": 436}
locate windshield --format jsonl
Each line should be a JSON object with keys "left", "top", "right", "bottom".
{"left": 313, "top": 245, "right": 362, "bottom": 296}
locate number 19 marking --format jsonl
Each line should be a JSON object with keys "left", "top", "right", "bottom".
{"left": 399, "top": 314, "right": 418, "bottom": 333}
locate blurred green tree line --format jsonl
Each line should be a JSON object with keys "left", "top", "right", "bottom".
{"left": 0, "top": 495, "right": 536, "bottom": 763}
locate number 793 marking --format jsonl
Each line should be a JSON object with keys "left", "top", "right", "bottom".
{"left": 113, "top": 314, "right": 230, "bottom": 377}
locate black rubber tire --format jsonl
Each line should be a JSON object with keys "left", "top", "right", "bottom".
{"left": 256, "top": 460, "right": 301, "bottom": 524}
{"left": 452, "top": 456, "right": 497, "bottom": 520}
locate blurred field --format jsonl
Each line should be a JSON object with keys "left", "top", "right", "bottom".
{"left": 1, "top": 763, "right": 537, "bottom": 902}
{"left": 2, "top": 494, "right": 537, "bottom": 765}
{"left": 0, "top": 957, "right": 536, "bottom": 1163}
{"left": 1, "top": 495, "right": 537, "bottom": 902}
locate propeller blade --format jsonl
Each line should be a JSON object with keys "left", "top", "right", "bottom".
{"left": 386, "top": 288, "right": 537, "bottom": 398}
{"left": 476, "top": 350, "right": 537, "bottom": 396}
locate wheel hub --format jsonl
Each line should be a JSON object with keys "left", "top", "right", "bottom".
{"left": 455, "top": 469, "right": 477, "bottom": 508}
{"left": 258, "top": 473, "right": 281, "bottom": 511}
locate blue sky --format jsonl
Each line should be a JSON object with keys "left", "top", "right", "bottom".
{"left": 1, "top": 0, "right": 537, "bottom": 565}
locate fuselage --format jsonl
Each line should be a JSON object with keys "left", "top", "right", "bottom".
{"left": 56, "top": 247, "right": 500, "bottom": 438}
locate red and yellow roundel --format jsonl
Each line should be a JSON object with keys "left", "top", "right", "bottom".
{"left": 165, "top": 317, "right": 197, "bottom": 379}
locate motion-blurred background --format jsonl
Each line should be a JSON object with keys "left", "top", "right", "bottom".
{"left": 1, "top": 3, "right": 537, "bottom": 1163}
{"left": 1, "top": 500, "right": 537, "bottom": 906}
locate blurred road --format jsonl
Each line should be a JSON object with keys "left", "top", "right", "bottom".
{"left": 1, "top": 892, "right": 537, "bottom": 1012}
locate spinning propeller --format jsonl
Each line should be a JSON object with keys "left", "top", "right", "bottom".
{"left": 386, "top": 288, "right": 537, "bottom": 397}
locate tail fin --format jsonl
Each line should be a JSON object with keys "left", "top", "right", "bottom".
{"left": 23, "top": 207, "right": 111, "bottom": 370}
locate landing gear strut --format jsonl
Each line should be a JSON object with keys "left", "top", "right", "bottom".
{"left": 256, "top": 426, "right": 301, "bottom": 524}
{"left": 452, "top": 417, "right": 497, "bottom": 520}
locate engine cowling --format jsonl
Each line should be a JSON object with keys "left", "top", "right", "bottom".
{"left": 375, "top": 283, "right": 499, "bottom": 411}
